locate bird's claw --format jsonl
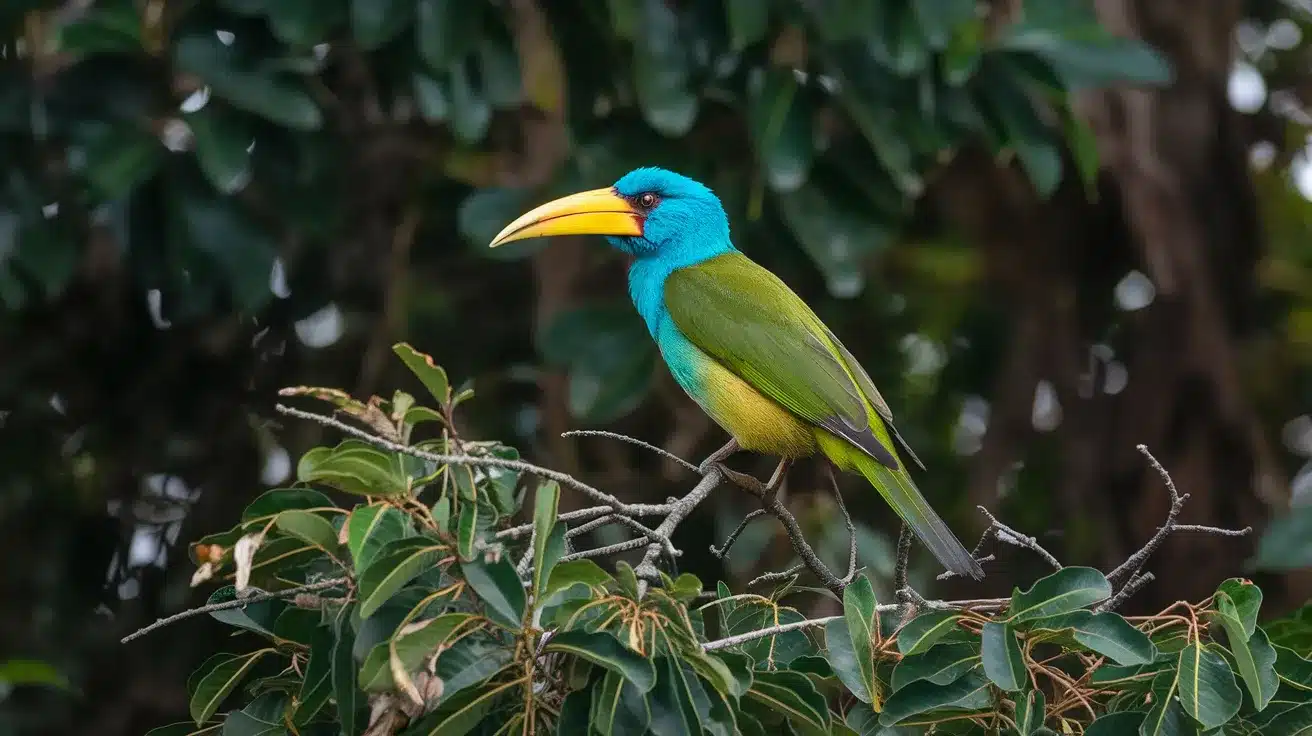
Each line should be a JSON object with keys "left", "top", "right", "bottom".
{"left": 717, "top": 464, "right": 770, "bottom": 497}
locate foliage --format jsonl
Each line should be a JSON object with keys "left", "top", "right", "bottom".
{"left": 143, "top": 347, "right": 1312, "bottom": 735}
{"left": 0, "top": 0, "right": 1170, "bottom": 419}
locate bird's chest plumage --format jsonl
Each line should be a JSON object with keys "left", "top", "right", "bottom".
{"left": 628, "top": 260, "right": 815, "bottom": 458}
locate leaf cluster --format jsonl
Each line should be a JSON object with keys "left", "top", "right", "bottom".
{"left": 145, "top": 345, "right": 1312, "bottom": 735}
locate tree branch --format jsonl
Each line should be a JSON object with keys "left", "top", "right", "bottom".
{"left": 121, "top": 577, "right": 349, "bottom": 644}
{"left": 561, "top": 430, "right": 699, "bottom": 474}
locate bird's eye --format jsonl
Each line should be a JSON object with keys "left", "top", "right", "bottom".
{"left": 638, "top": 193, "right": 657, "bottom": 209}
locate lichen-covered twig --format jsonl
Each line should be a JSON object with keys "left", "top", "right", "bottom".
{"left": 121, "top": 577, "right": 349, "bottom": 644}
{"left": 562, "top": 429, "right": 699, "bottom": 474}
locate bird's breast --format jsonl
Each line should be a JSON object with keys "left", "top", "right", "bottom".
{"left": 657, "top": 323, "right": 815, "bottom": 459}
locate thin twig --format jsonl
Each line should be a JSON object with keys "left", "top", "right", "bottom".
{"left": 749, "top": 565, "right": 804, "bottom": 587}
{"left": 633, "top": 466, "right": 725, "bottom": 596}
{"left": 562, "top": 430, "right": 699, "bottom": 474}
{"left": 977, "top": 506, "right": 1062, "bottom": 570}
{"left": 710, "top": 509, "right": 767, "bottom": 559}
{"left": 121, "top": 577, "right": 349, "bottom": 644}
{"left": 701, "top": 615, "right": 841, "bottom": 651}
{"left": 1105, "top": 445, "right": 1251, "bottom": 587}
{"left": 497, "top": 503, "right": 672, "bottom": 541}
{"left": 825, "top": 465, "right": 858, "bottom": 585}
{"left": 560, "top": 538, "right": 650, "bottom": 562}
{"left": 760, "top": 493, "right": 846, "bottom": 595}
{"left": 1096, "top": 572, "right": 1156, "bottom": 613}
{"left": 895, "top": 522, "right": 915, "bottom": 618}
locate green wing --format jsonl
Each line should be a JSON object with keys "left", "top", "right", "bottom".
{"left": 664, "top": 252, "right": 904, "bottom": 470}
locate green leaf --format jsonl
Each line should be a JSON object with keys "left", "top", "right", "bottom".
{"left": 726, "top": 0, "right": 768, "bottom": 50}
{"left": 825, "top": 617, "right": 872, "bottom": 704}
{"left": 264, "top": 0, "right": 345, "bottom": 47}
{"left": 1216, "top": 580, "right": 1263, "bottom": 637}
{"left": 1140, "top": 670, "right": 1185, "bottom": 736}
{"left": 431, "top": 637, "right": 512, "bottom": 700}
{"left": 56, "top": 5, "right": 142, "bottom": 55}
{"left": 1086, "top": 711, "right": 1146, "bottom": 736}
{"left": 879, "top": 670, "right": 992, "bottom": 726}
{"left": 532, "top": 481, "right": 561, "bottom": 598}
{"left": 744, "top": 670, "right": 830, "bottom": 735}
{"left": 143, "top": 724, "right": 222, "bottom": 736}
{"left": 297, "top": 442, "right": 427, "bottom": 498}
{"left": 591, "top": 669, "right": 650, "bottom": 734}
{"left": 447, "top": 57, "right": 491, "bottom": 144}
{"left": 1177, "top": 641, "right": 1242, "bottom": 729}
{"left": 242, "top": 489, "right": 336, "bottom": 523}
{"left": 632, "top": 0, "right": 698, "bottom": 136}
{"left": 897, "top": 611, "right": 962, "bottom": 655}
{"left": 647, "top": 656, "right": 703, "bottom": 736}
{"left": 205, "top": 586, "right": 285, "bottom": 638}
{"left": 1260, "top": 702, "right": 1312, "bottom": 734}
{"left": 187, "top": 650, "right": 274, "bottom": 725}
{"left": 456, "top": 495, "right": 477, "bottom": 561}
{"left": 544, "top": 631, "right": 656, "bottom": 693}
{"left": 775, "top": 177, "right": 891, "bottom": 298}
{"left": 891, "top": 643, "right": 980, "bottom": 691}
{"left": 392, "top": 344, "right": 449, "bottom": 404}
{"left": 1274, "top": 645, "right": 1312, "bottom": 692}
{"left": 457, "top": 188, "right": 541, "bottom": 260}
{"left": 416, "top": 0, "right": 480, "bottom": 71}
{"left": 842, "top": 574, "right": 879, "bottom": 704}
{"left": 458, "top": 555, "right": 526, "bottom": 631}
{"left": 358, "top": 613, "right": 479, "bottom": 692}
{"left": 357, "top": 540, "right": 447, "bottom": 619}
{"left": 911, "top": 0, "right": 977, "bottom": 50}
{"left": 292, "top": 627, "right": 333, "bottom": 726}
{"left": 1266, "top": 604, "right": 1312, "bottom": 652}
{"left": 0, "top": 659, "right": 70, "bottom": 690}
{"left": 402, "top": 676, "right": 523, "bottom": 736}
{"left": 981, "top": 622, "right": 1026, "bottom": 691}
{"left": 79, "top": 122, "right": 163, "bottom": 200}
{"left": 999, "top": 29, "right": 1173, "bottom": 89}
{"left": 173, "top": 189, "right": 278, "bottom": 312}
{"left": 1007, "top": 566, "right": 1111, "bottom": 623}
{"left": 221, "top": 710, "right": 285, "bottom": 736}
{"left": 747, "top": 68, "right": 813, "bottom": 193}
{"left": 173, "top": 34, "right": 322, "bottom": 131}
{"left": 538, "top": 305, "right": 657, "bottom": 424}
{"left": 274, "top": 510, "right": 340, "bottom": 552}
{"left": 350, "top": 0, "right": 412, "bottom": 50}
{"left": 1028, "top": 610, "right": 1156, "bottom": 666}
{"left": 346, "top": 505, "right": 413, "bottom": 571}
{"left": 1211, "top": 597, "right": 1278, "bottom": 712}
{"left": 186, "top": 106, "right": 252, "bottom": 196}
{"left": 1014, "top": 687, "right": 1045, "bottom": 734}
{"left": 331, "top": 611, "right": 361, "bottom": 736}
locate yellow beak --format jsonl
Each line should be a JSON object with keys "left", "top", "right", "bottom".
{"left": 488, "top": 187, "right": 643, "bottom": 248}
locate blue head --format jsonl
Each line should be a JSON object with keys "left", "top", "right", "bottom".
{"left": 488, "top": 166, "right": 733, "bottom": 267}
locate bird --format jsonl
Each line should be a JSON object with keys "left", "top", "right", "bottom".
{"left": 489, "top": 167, "right": 984, "bottom": 581}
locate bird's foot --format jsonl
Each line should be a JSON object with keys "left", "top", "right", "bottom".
{"left": 698, "top": 438, "right": 740, "bottom": 475}
{"left": 718, "top": 459, "right": 791, "bottom": 503}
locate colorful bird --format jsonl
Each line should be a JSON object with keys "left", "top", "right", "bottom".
{"left": 489, "top": 167, "right": 983, "bottom": 581}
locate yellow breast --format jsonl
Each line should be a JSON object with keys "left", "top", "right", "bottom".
{"left": 696, "top": 356, "right": 816, "bottom": 459}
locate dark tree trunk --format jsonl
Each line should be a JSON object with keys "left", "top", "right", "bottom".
{"left": 932, "top": 0, "right": 1305, "bottom": 613}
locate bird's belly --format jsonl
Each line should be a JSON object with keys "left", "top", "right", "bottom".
{"left": 658, "top": 325, "right": 815, "bottom": 458}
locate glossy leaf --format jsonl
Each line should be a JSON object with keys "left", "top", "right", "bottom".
{"left": 357, "top": 540, "right": 447, "bottom": 618}
{"left": 392, "top": 344, "right": 450, "bottom": 404}
{"left": 1086, "top": 711, "right": 1145, "bottom": 736}
{"left": 241, "top": 489, "right": 335, "bottom": 523}
{"left": 543, "top": 631, "right": 656, "bottom": 693}
{"left": 878, "top": 669, "right": 992, "bottom": 726}
{"left": 1007, "top": 566, "right": 1111, "bottom": 623}
{"left": 897, "top": 611, "right": 962, "bottom": 655}
{"left": 358, "top": 613, "right": 479, "bottom": 692}
{"left": 1211, "top": 597, "right": 1278, "bottom": 712}
{"left": 744, "top": 670, "right": 830, "bottom": 734}
{"left": 186, "top": 106, "right": 252, "bottom": 195}
{"left": 590, "top": 669, "right": 650, "bottom": 734}
{"left": 350, "top": 0, "right": 412, "bottom": 50}
{"left": 891, "top": 643, "right": 980, "bottom": 691}
{"left": 273, "top": 510, "right": 339, "bottom": 552}
{"left": 532, "top": 480, "right": 560, "bottom": 597}
{"left": 1028, "top": 610, "right": 1156, "bottom": 666}
{"left": 292, "top": 627, "right": 333, "bottom": 726}
{"left": 841, "top": 574, "right": 879, "bottom": 704}
{"left": 416, "top": 0, "right": 480, "bottom": 71}
{"left": 825, "top": 617, "right": 872, "bottom": 704}
{"left": 981, "top": 622, "right": 1026, "bottom": 691}
{"left": 187, "top": 649, "right": 274, "bottom": 725}
{"left": 458, "top": 554, "right": 526, "bottom": 631}
{"left": 331, "top": 611, "right": 361, "bottom": 736}
{"left": 345, "top": 504, "right": 412, "bottom": 571}
{"left": 1216, "top": 579, "right": 1263, "bottom": 637}
{"left": 1275, "top": 644, "right": 1312, "bottom": 691}
{"left": 747, "top": 68, "right": 813, "bottom": 192}
{"left": 173, "top": 34, "right": 322, "bottom": 131}
{"left": 205, "top": 586, "right": 284, "bottom": 639}
{"left": 1177, "top": 641, "right": 1242, "bottom": 729}
{"left": 1014, "top": 687, "right": 1045, "bottom": 734}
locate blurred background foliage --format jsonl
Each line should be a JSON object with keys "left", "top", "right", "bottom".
{"left": 0, "top": 0, "right": 1310, "bottom": 733}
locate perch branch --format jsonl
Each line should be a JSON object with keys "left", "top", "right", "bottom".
{"left": 121, "top": 577, "right": 349, "bottom": 644}
{"left": 561, "top": 430, "right": 699, "bottom": 474}
{"left": 633, "top": 464, "right": 727, "bottom": 597}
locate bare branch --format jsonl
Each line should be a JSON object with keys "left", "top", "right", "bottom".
{"left": 1096, "top": 571, "right": 1156, "bottom": 613}
{"left": 710, "top": 509, "right": 767, "bottom": 559}
{"left": 701, "top": 615, "right": 840, "bottom": 652}
{"left": 633, "top": 464, "right": 726, "bottom": 597}
{"left": 560, "top": 538, "right": 650, "bottom": 562}
{"left": 977, "top": 506, "right": 1062, "bottom": 570}
{"left": 1105, "top": 445, "right": 1252, "bottom": 588}
{"left": 562, "top": 430, "right": 699, "bottom": 474}
{"left": 748, "top": 565, "right": 804, "bottom": 587}
{"left": 121, "top": 577, "right": 349, "bottom": 644}
{"left": 497, "top": 503, "right": 672, "bottom": 541}
{"left": 825, "top": 465, "right": 858, "bottom": 585}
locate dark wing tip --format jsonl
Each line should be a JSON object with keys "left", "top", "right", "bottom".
{"left": 821, "top": 417, "right": 899, "bottom": 471}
